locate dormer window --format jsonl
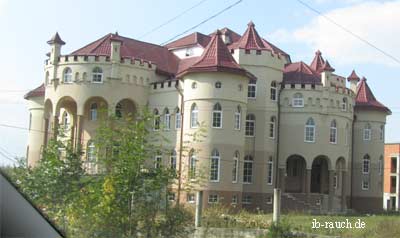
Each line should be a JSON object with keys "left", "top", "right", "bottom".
{"left": 92, "top": 67, "right": 103, "bottom": 83}
{"left": 185, "top": 48, "right": 194, "bottom": 57}
{"left": 215, "top": 81, "right": 222, "bottom": 89}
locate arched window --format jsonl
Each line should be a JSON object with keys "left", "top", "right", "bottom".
{"left": 189, "top": 149, "right": 197, "bottom": 179}
{"left": 63, "top": 67, "right": 72, "bottom": 83}
{"left": 154, "top": 151, "right": 162, "bottom": 169}
{"left": 345, "top": 123, "right": 349, "bottom": 146}
{"left": 75, "top": 72, "right": 80, "bottom": 81}
{"left": 190, "top": 103, "right": 198, "bottom": 128}
{"left": 248, "top": 81, "right": 257, "bottom": 99}
{"left": 175, "top": 107, "right": 181, "bottom": 129}
{"left": 305, "top": 118, "right": 315, "bottom": 142}
{"left": 292, "top": 93, "right": 304, "bottom": 107}
{"left": 243, "top": 155, "right": 253, "bottom": 183}
{"left": 215, "top": 81, "right": 222, "bottom": 89}
{"left": 380, "top": 125, "right": 384, "bottom": 141}
{"left": 62, "top": 111, "right": 70, "bottom": 129}
{"left": 170, "top": 150, "right": 177, "bottom": 170}
{"left": 362, "top": 154, "right": 370, "bottom": 174}
{"left": 86, "top": 141, "right": 97, "bottom": 174}
{"left": 210, "top": 149, "right": 220, "bottom": 182}
{"left": 341, "top": 98, "right": 347, "bottom": 111}
{"left": 164, "top": 108, "right": 170, "bottom": 130}
{"left": 245, "top": 114, "right": 256, "bottom": 137}
{"left": 329, "top": 120, "right": 337, "bottom": 144}
{"left": 232, "top": 151, "right": 239, "bottom": 183}
{"left": 269, "top": 116, "right": 276, "bottom": 139}
{"left": 234, "top": 105, "right": 241, "bottom": 130}
{"left": 364, "top": 123, "right": 371, "bottom": 141}
{"left": 212, "top": 103, "right": 222, "bottom": 128}
{"left": 92, "top": 67, "right": 103, "bottom": 83}
{"left": 90, "top": 103, "right": 98, "bottom": 121}
{"left": 379, "top": 156, "right": 383, "bottom": 175}
{"left": 267, "top": 156, "right": 273, "bottom": 185}
{"left": 115, "top": 103, "right": 122, "bottom": 118}
{"left": 153, "top": 109, "right": 160, "bottom": 131}
{"left": 270, "top": 81, "right": 277, "bottom": 101}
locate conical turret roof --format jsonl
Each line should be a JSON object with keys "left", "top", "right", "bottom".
{"left": 235, "top": 21, "right": 266, "bottom": 50}
{"left": 355, "top": 78, "right": 390, "bottom": 113}
{"left": 47, "top": 32, "right": 65, "bottom": 45}
{"left": 347, "top": 70, "right": 360, "bottom": 82}
{"left": 310, "top": 50, "right": 325, "bottom": 72}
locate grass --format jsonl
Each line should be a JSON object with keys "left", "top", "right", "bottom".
{"left": 201, "top": 205, "right": 400, "bottom": 238}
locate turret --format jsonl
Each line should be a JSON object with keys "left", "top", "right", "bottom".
{"left": 347, "top": 70, "right": 360, "bottom": 93}
{"left": 110, "top": 32, "right": 122, "bottom": 62}
{"left": 47, "top": 32, "right": 65, "bottom": 65}
{"left": 320, "top": 60, "right": 335, "bottom": 87}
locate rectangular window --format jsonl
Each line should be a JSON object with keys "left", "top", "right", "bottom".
{"left": 155, "top": 155, "right": 162, "bottom": 169}
{"left": 269, "top": 121, "right": 275, "bottom": 139}
{"left": 170, "top": 154, "right": 177, "bottom": 170}
{"left": 191, "top": 112, "right": 198, "bottom": 128}
{"left": 266, "top": 196, "right": 273, "bottom": 205}
{"left": 210, "top": 157, "right": 220, "bottom": 182}
{"left": 168, "top": 193, "right": 176, "bottom": 201}
{"left": 363, "top": 159, "right": 370, "bottom": 174}
{"left": 231, "top": 195, "right": 238, "bottom": 204}
{"left": 364, "top": 129, "right": 371, "bottom": 141}
{"left": 164, "top": 114, "right": 171, "bottom": 130}
{"left": 267, "top": 158, "right": 273, "bottom": 185}
{"left": 212, "top": 111, "right": 222, "bottom": 128}
{"left": 333, "top": 175, "right": 338, "bottom": 189}
{"left": 242, "top": 195, "right": 252, "bottom": 204}
{"left": 232, "top": 158, "right": 238, "bottom": 183}
{"left": 175, "top": 114, "right": 181, "bottom": 129}
{"left": 243, "top": 161, "right": 253, "bottom": 183}
{"left": 380, "top": 126, "right": 384, "bottom": 141}
{"left": 245, "top": 120, "right": 255, "bottom": 137}
{"left": 208, "top": 194, "right": 219, "bottom": 204}
{"left": 247, "top": 83, "right": 256, "bottom": 99}
{"left": 362, "top": 180, "right": 369, "bottom": 190}
{"left": 187, "top": 194, "right": 195, "bottom": 203}
{"left": 154, "top": 116, "right": 160, "bottom": 131}
{"left": 234, "top": 113, "right": 241, "bottom": 130}
{"left": 305, "top": 126, "right": 315, "bottom": 142}
{"left": 189, "top": 155, "right": 197, "bottom": 179}
{"left": 330, "top": 128, "right": 337, "bottom": 144}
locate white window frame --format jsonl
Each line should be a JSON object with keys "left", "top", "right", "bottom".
{"left": 380, "top": 125, "right": 384, "bottom": 141}
{"left": 267, "top": 157, "right": 273, "bottom": 185}
{"left": 170, "top": 151, "right": 177, "bottom": 171}
{"left": 86, "top": 141, "right": 97, "bottom": 174}
{"left": 92, "top": 67, "right": 103, "bottom": 83}
{"left": 153, "top": 109, "right": 160, "bottom": 131}
{"left": 269, "top": 117, "right": 276, "bottom": 139}
{"left": 187, "top": 193, "right": 195, "bottom": 203}
{"left": 231, "top": 195, "right": 238, "bottom": 204}
{"left": 234, "top": 106, "right": 241, "bottom": 130}
{"left": 242, "top": 195, "right": 252, "bottom": 204}
{"left": 329, "top": 120, "right": 337, "bottom": 144}
{"left": 191, "top": 104, "right": 198, "bottom": 128}
{"left": 292, "top": 93, "right": 304, "bottom": 107}
{"left": 168, "top": 193, "right": 176, "bottom": 201}
{"left": 304, "top": 118, "right": 315, "bottom": 143}
{"left": 341, "top": 98, "right": 347, "bottom": 112}
{"left": 243, "top": 155, "right": 253, "bottom": 184}
{"left": 90, "top": 103, "right": 98, "bottom": 121}
{"left": 164, "top": 108, "right": 171, "bottom": 131}
{"left": 245, "top": 114, "right": 255, "bottom": 137}
{"left": 363, "top": 155, "right": 370, "bottom": 174}
{"left": 63, "top": 67, "right": 73, "bottom": 84}
{"left": 364, "top": 124, "right": 371, "bottom": 141}
{"left": 212, "top": 103, "right": 223, "bottom": 129}
{"left": 175, "top": 108, "right": 181, "bottom": 130}
{"left": 247, "top": 83, "right": 257, "bottom": 99}
{"left": 266, "top": 197, "right": 273, "bottom": 205}
{"left": 333, "top": 174, "right": 338, "bottom": 189}
{"left": 362, "top": 180, "right": 369, "bottom": 190}
{"left": 270, "top": 81, "right": 277, "bottom": 101}
{"left": 232, "top": 151, "right": 239, "bottom": 183}
{"left": 210, "top": 149, "right": 220, "bottom": 182}
{"left": 154, "top": 154, "right": 162, "bottom": 169}
{"left": 189, "top": 151, "right": 197, "bottom": 180}
{"left": 208, "top": 194, "right": 219, "bottom": 204}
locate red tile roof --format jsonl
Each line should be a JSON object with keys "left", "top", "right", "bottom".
{"left": 209, "top": 27, "right": 242, "bottom": 44}
{"left": 283, "top": 61, "right": 321, "bottom": 84}
{"left": 234, "top": 21, "right": 266, "bottom": 50}
{"left": 261, "top": 38, "right": 290, "bottom": 57}
{"left": 355, "top": 78, "right": 390, "bottom": 113}
{"left": 347, "top": 70, "right": 360, "bottom": 82}
{"left": 321, "top": 60, "right": 335, "bottom": 72}
{"left": 310, "top": 50, "right": 325, "bottom": 73}
{"left": 47, "top": 32, "right": 65, "bottom": 45}
{"left": 177, "top": 30, "right": 255, "bottom": 80}
{"left": 165, "top": 32, "right": 211, "bottom": 49}
{"left": 24, "top": 84, "right": 45, "bottom": 99}
{"left": 71, "top": 33, "right": 180, "bottom": 75}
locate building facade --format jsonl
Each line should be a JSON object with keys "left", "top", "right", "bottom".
{"left": 25, "top": 22, "right": 390, "bottom": 213}
{"left": 383, "top": 144, "right": 400, "bottom": 211}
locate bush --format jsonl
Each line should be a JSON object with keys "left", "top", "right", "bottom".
{"left": 267, "top": 220, "right": 292, "bottom": 238}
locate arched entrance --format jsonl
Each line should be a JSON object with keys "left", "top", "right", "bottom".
{"left": 115, "top": 98, "right": 137, "bottom": 118}
{"left": 286, "top": 155, "right": 307, "bottom": 193}
{"left": 311, "top": 156, "right": 330, "bottom": 194}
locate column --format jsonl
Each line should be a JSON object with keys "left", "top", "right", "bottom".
{"left": 328, "top": 170, "right": 334, "bottom": 211}
{"left": 74, "top": 115, "right": 84, "bottom": 151}
{"left": 279, "top": 168, "right": 286, "bottom": 193}
{"left": 44, "top": 118, "right": 49, "bottom": 146}
{"left": 341, "top": 171, "right": 347, "bottom": 211}
{"left": 306, "top": 169, "right": 312, "bottom": 195}
{"left": 53, "top": 115, "right": 59, "bottom": 140}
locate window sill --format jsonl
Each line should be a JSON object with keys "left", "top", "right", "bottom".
{"left": 304, "top": 140, "right": 315, "bottom": 143}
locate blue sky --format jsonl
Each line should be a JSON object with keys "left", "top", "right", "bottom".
{"left": 0, "top": 0, "right": 399, "bottom": 165}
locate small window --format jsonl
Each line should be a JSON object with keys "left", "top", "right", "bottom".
{"left": 212, "top": 103, "right": 223, "bottom": 128}
{"left": 90, "top": 103, "right": 98, "bottom": 121}
{"left": 190, "top": 103, "right": 198, "bottom": 128}
{"left": 153, "top": 109, "right": 160, "bottom": 131}
{"left": 187, "top": 194, "right": 195, "bottom": 203}
{"left": 215, "top": 81, "right": 222, "bottom": 89}
{"left": 266, "top": 197, "right": 273, "bottom": 204}
{"left": 189, "top": 150, "right": 197, "bottom": 179}
{"left": 243, "top": 155, "right": 253, "bottom": 184}
{"left": 248, "top": 82, "right": 256, "bottom": 99}
{"left": 232, "top": 151, "right": 239, "bottom": 183}
{"left": 210, "top": 149, "right": 220, "bottom": 182}
{"left": 333, "top": 174, "right": 338, "bottom": 189}
{"left": 269, "top": 117, "right": 276, "bottom": 139}
{"left": 270, "top": 81, "right": 277, "bottom": 101}
{"left": 191, "top": 82, "right": 197, "bottom": 89}
{"left": 231, "top": 195, "right": 238, "bottom": 204}
{"left": 329, "top": 120, "right": 337, "bottom": 144}
{"left": 234, "top": 106, "right": 241, "bottom": 130}
{"left": 92, "top": 67, "right": 103, "bottom": 83}
{"left": 245, "top": 114, "right": 256, "bottom": 137}
{"left": 185, "top": 48, "right": 194, "bottom": 57}
{"left": 380, "top": 125, "right": 384, "bottom": 141}
{"left": 245, "top": 49, "right": 251, "bottom": 54}
{"left": 164, "top": 108, "right": 171, "bottom": 130}
{"left": 208, "top": 194, "right": 219, "bottom": 204}
{"left": 363, "top": 123, "right": 371, "bottom": 141}
{"left": 115, "top": 103, "right": 122, "bottom": 118}
{"left": 292, "top": 93, "right": 304, "bottom": 107}
{"left": 175, "top": 107, "right": 181, "bottom": 130}
{"left": 154, "top": 152, "right": 162, "bottom": 169}
{"left": 63, "top": 67, "right": 72, "bottom": 83}
{"left": 256, "top": 50, "right": 262, "bottom": 55}
{"left": 379, "top": 156, "right": 383, "bottom": 175}
{"left": 363, "top": 154, "right": 370, "bottom": 174}
{"left": 238, "top": 84, "right": 243, "bottom": 91}
{"left": 267, "top": 156, "right": 273, "bottom": 185}
{"left": 362, "top": 180, "right": 369, "bottom": 190}
{"left": 305, "top": 118, "right": 315, "bottom": 143}
{"left": 341, "top": 98, "right": 347, "bottom": 111}
{"left": 168, "top": 193, "right": 176, "bottom": 201}
{"left": 242, "top": 195, "right": 252, "bottom": 204}
{"left": 170, "top": 150, "right": 177, "bottom": 171}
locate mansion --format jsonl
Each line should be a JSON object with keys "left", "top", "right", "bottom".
{"left": 25, "top": 22, "right": 390, "bottom": 213}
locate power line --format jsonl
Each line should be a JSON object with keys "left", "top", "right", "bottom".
{"left": 295, "top": 0, "right": 400, "bottom": 65}
{"left": 161, "top": 0, "right": 243, "bottom": 45}
{"left": 138, "top": 0, "right": 210, "bottom": 39}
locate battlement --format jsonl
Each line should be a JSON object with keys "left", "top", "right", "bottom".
{"left": 45, "top": 54, "right": 156, "bottom": 70}
{"left": 151, "top": 80, "right": 180, "bottom": 92}
{"left": 281, "top": 83, "right": 354, "bottom": 97}
{"left": 233, "top": 48, "right": 288, "bottom": 68}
